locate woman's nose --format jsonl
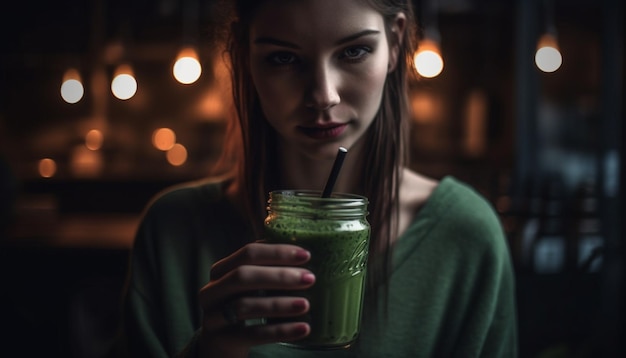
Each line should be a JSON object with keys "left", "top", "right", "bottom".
{"left": 305, "top": 64, "right": 340, "bottom": 111}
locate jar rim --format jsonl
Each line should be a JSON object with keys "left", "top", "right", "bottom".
{"left": 267, "top": 190, "right": 369, "bottom": 217}
{"left": 269, "top": 189, "right": 368, "bottom": 202}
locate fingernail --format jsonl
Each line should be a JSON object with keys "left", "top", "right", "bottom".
{"left": 294, "top": 249, "right": 311, "bottom": 261}
{"left": 292, "top": 299, "right": 308, "bottom": 311}
{"left": 293, "top": 323, "right": 310, "bottom": 336}
{"left": 301, "top": 273, "right": 315, "bottom": 284}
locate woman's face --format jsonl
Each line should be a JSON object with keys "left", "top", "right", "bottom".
{"left": 249, "top": 0, "right": 403, "bottom": 160}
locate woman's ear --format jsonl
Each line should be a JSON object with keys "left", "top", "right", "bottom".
{"left": 388, "top": 13, "right": 407, "bottom": 73}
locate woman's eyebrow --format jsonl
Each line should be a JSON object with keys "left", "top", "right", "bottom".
{"left": 335, "top": 29, "right": 380, "bottom": 45}
{"left": 253, "top": 37, "right": 300, "bottom": 49}
{"left": 253, "top": 29, "right": 381, "bottom": 48}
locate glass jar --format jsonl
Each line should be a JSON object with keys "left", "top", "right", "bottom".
{"left": 264, "top": 190, "right": 370, "bottom": 350}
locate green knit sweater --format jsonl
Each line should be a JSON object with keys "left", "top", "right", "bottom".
{"left": 120, "top": 176, "right": 518, "bottom": 357}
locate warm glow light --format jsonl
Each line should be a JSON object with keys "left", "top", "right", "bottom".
{"left": 535, "top": 34, "right": 562, "bottom": 73}
{"left": 411, "top": 91, "right": 446, "bottom": 124}
{"left": 463, "top": 90, "right": 488, "bottom": 157}
{"left": 198, "top": 89, "right": 225, "bottom": 118}
{"left": 152, "top": 128, "right": 177, "bottom": 151}
{"left": 166, "top": 143, "right": 188, "bottom": 166}
{"left": 38, "top": 158, "right": 57, "bottom": 178}
{"left": 71, "top": 145, "right": 103, "bottom": 177}
{"left": 194, "top": 53, "right": 233, "bottom": 120}
{"left": 411, "top": 92, "right": 438, "bottom": 123}
{"left": 61, "top": 69, "right": 84, "bottom": 104}
{"left": 111, "top": 64, "right": 137, "bottom": 100}
{"left": 173, "top": 47, "right": 202, "bottom": 84}
{"left": 85, "top": 129, "right": 104, "bottom": 151}
{"left": 414, "top": 39, "right": 444, "bottom": 78}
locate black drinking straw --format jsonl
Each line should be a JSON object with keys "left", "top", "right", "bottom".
{"left": 321, "top": 147, "right": 348, "bottom": 198}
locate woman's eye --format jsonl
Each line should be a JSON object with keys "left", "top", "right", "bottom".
{"left": 268, "top": 52, "right": 298, "bottom": 65}
{"left": 340, "top": 46, "right": 372, "bottom": 62}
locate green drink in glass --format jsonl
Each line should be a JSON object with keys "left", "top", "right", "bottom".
{"left": 264, "top": 190, "right": 370, "bottom": 350}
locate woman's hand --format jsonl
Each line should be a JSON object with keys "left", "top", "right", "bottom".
{"left": 197, "top": 242, "right": 315, "bottom": 357}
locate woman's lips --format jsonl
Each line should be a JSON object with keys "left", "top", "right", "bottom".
{"left": 298, "top": 123, "right": 348, "bottom": 140}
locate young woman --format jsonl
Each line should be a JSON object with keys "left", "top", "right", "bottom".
{"left": 117, "top": 0, "right": 518, "bottom": 356}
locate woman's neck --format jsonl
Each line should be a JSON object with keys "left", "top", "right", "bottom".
{"left": 277, "top": 140, "right": 366, "bottom": 195}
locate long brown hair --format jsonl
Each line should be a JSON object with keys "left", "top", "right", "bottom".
{"left": 212, "top": 0, "right": 419, "bottom": 291}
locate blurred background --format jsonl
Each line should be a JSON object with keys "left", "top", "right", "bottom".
{"left": 0, "top": 0, "right": 623, "bottom": 357}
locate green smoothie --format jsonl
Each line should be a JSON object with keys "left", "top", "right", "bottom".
{"left": 264, "top": 190, "right": 370, "bottom": 349}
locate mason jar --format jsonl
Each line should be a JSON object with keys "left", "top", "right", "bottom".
{"left": 264, "top": 190, "right": 370, "bottom": 350}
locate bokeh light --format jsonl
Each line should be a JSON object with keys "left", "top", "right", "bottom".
{"left": 38, "top": 158, "right": 57, "bottom": 178}
{"left": 111, "top": 64, "right": 137, "bottom": 100}
{"left": 85, "top": 129, "right": 104, "bottom": 151}
{"left": 61, "top": 80, "right": 84, "bottom": 104}
{"left": 166, "top": 143, "right": 187, "bottom": 166}
{"left": 60, "top": 69, "right": 84, "bottom": 104}
{"left": 535, "top": 46, "right": 562, "bottom": 73}
{"left": 173, "top": 47, "right": 202, "bottom": 84}
{"left": 535, "top": 34, "right": 562, "bottom": 73}
{"left": 152, "top": 128, "right": 176, "bottom": 151}
{"left": 414, "top": 39, "right": 444, "bottom": 78}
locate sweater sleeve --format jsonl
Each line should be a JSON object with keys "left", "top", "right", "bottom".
{"left": 117, "top": 182, "right": 234, "bottom": 358}
{"left": 122, "top": 198, "right": 179, "bottom": 358}
{"left": 480, "top": 246, "right": 518, "bottom": 357}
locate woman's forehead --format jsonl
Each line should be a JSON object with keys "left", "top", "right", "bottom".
{"left": 249, "top": 0, "right": 385, "bottom": 43}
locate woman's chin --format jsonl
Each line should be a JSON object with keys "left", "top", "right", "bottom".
{"left": 302, "top": 143, "right": 350, "bottom": 161}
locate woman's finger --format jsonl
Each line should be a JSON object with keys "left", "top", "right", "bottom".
{"left": 202, "top": 296, "right": 310, "bottom": 333}
{"left": 242, "top": 321, "right": 311, "bottom": 345}
{"left": 235, "top": 296, "right": 310, "bottom": 322}
{"left": 210, "top": 242, "right": 310, "bottom": 280}
{"left": 199, "top": 265, "right": 315, "bottom": 309}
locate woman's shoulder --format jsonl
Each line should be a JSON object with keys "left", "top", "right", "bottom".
{"left": 404, "top": 172, "right": 506, "bottom": 249}
{"left": 132, "top": 176, "right": 244, "bottom": 253}
{"left": 427, "top": 176, "right": 507, "bottom": 253}
{"left": 129, "top": 174, "right": 249, "bottom": 259}
{"left": 435, "top": 176, "right": 500, "bottom": 226}
{"left": 402, "top": 170, "right": 498, "bottom": 223}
